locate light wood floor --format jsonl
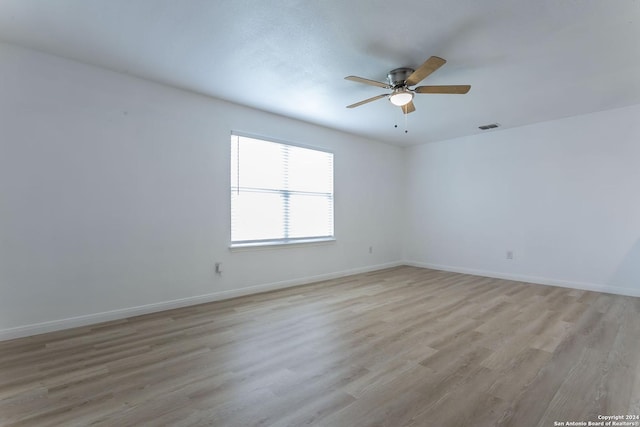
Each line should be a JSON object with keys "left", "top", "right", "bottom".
{"left": 1, "top": 266, "right": 639, "bottom": 426}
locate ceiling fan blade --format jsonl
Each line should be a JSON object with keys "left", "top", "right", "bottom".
{"left": 346, "top": 94, "right": 388, "bottom": 108}
{"left": 415, "top": 85, "right": 471, "bottom": 94}
{"left": 345, "top": 76, "right": 391, "bottom": 89}
{"left": 405, "top": 56, "right": 447, "bottom": 86}
{"left": 401, "top": 101, "right": 416, "bottom": 114}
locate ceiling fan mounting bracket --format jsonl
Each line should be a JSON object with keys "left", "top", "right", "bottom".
{"left": 387, "top": 67, "right": 414, "bottom": 87}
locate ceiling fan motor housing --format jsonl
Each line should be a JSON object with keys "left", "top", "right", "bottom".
{"left": 388, "top": 67, "right": 414, "bottom": 87}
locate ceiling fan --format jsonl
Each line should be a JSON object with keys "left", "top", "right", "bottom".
{"left": 345, "top": 56, "right": 470, "bottom": 114}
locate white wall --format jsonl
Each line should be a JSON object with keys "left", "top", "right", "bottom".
{"left": 404, "top": 104, "right": 640, "bottom": 296}
{"left": 0, "top": 42, "right": 404, "bottom": 338}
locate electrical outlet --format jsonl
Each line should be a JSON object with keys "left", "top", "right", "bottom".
{"left": 506, "top": 251, "right": 514, "bottom": 260}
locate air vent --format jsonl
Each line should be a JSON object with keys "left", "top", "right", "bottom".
{"left": 479, "top": 123, "right": 500, "bottom": 130}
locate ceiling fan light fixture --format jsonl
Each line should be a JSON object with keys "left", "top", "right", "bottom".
{"left": 389, "top": 89, "right": 414, "bottom": 107}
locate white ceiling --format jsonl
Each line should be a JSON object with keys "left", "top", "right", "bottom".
{"left": 1, "top": 0, "right": 639, "bottom": 146}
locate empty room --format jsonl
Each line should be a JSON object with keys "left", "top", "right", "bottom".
{"left": 1, "top": 1, "right": 639, "bottom": 426}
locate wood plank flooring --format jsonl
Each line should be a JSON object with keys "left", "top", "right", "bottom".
{"left": 1, "top": 266, "right": 639, "bottom": 426}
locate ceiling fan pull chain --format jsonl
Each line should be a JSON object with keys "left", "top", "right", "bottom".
{"left": 405, "top": 111, "right": 408, "bottom": 133}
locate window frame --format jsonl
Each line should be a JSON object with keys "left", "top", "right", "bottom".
{"left": 229, "top": 131, "right": 335, "bottom": 249}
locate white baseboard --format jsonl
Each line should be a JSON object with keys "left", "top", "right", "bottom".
{"left": 404, "top": 260, "right": 640, "bottom": 298}
{"left": 5, "top": 259, "right": 635, "bottom": 342}
{"left": 0, "top": 261, "right": 403, "bottom": 342}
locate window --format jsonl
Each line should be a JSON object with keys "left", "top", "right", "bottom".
{"left": 230, "top": 133, "right": 334, "bottom": 246}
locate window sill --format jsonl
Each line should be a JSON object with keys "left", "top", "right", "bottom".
{"left": 229, "top": 237, "right": 336, "bottom": 252}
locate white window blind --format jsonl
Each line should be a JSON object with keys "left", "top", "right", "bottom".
{"left": 231, "top": 134, "right": 334, "bottom": 246}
